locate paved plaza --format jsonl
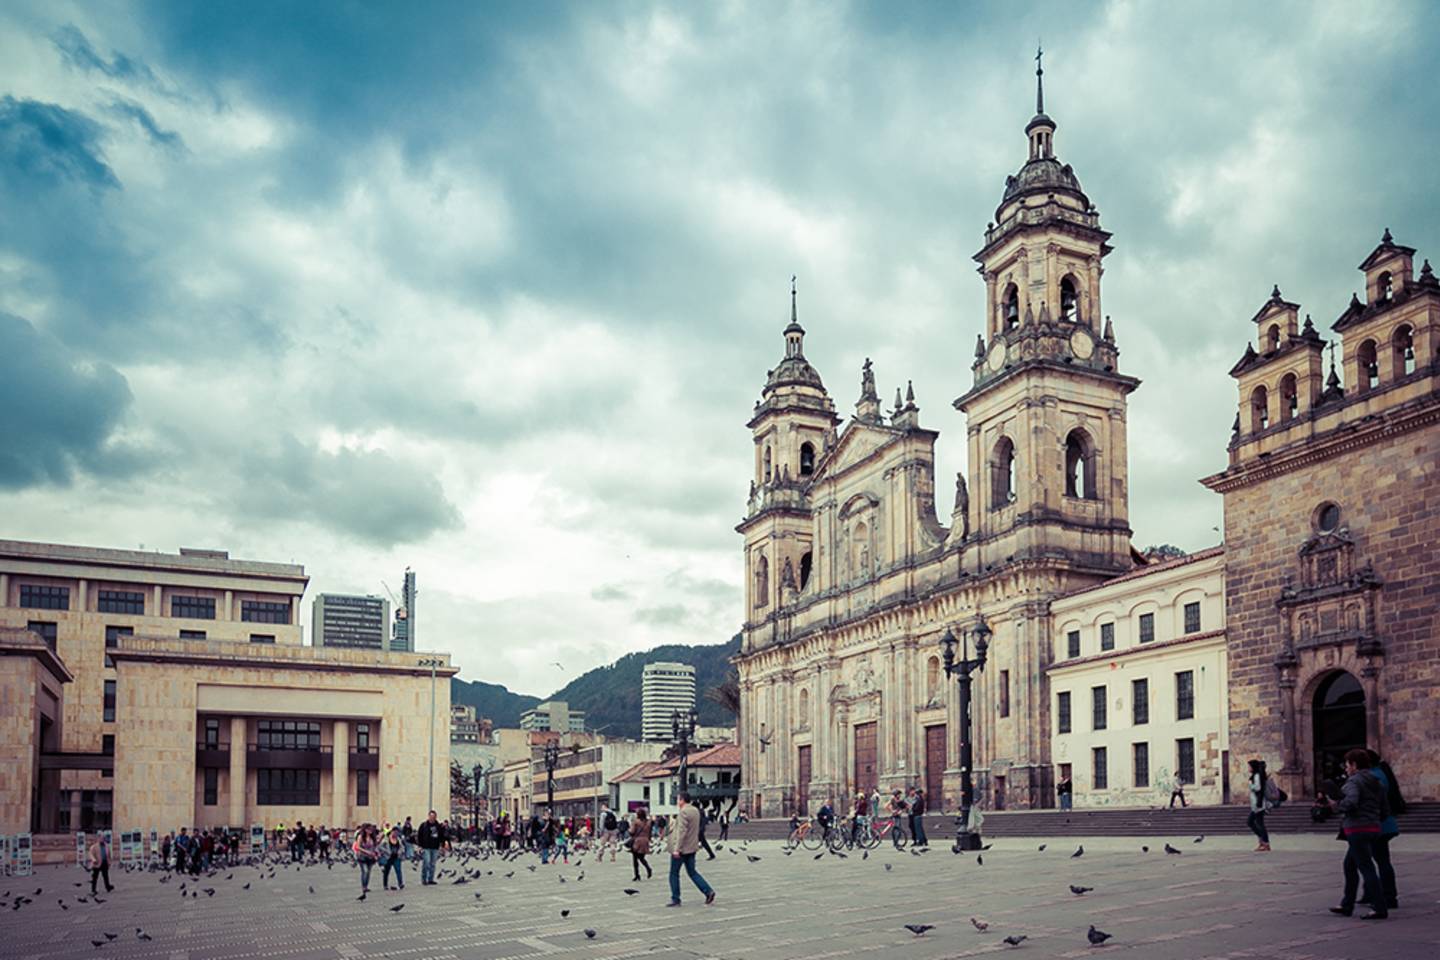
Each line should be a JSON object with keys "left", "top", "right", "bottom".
{"left": 2, "top": 835, "right": 1438, "bottom": 960}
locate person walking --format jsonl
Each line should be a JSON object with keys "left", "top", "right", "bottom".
{"left": 1057, "top": 772, "right": 1074, "bottom": 811}
{"left": 718, "top": 810, "right": 730, "bottom": 842}
{"left": 666, "top": 793, "right": 715, "bottom": 906}
{"left": 697, "top": 806, "right": 716, "bottom": 860}
{"left": 1327, "top": 749, "right": 1389, "bottom": 919}
{"left": 417, "top": 810, "right": 444, "bottom": 884}
{"left": 319, "top": 825, "right": 331, "bottom": 862}
{"left": 1247, "top": 759, "right": 1272, "bottom": 852}
{"left": 629, "top": 808, "right": 653, "bottom": 881}
{"left": 1366, "top": 751, "right": 1403, "bottom": 911}
{"left": 599, "top": 806, "right": 619, "bottom": 862}
{"left": 1169, "top": 778, "right": 1189, "bottom": 809}
{"left": 381, "top": 826, "right": 406, "bottom": 891}
{"left": 87, "top": 832, "right": 113, "bottom": 895}
{"left": 353, "top": 826, "right": 379, "bottom": 896}
{"left": 909, "top": 787, "right": 929, "bottom": 848}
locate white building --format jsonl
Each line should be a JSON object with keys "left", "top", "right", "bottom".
{"left": 642, "top": 661, "right": 697, "bottom": 742}
{"left": 642, "top": 743, "right": 742, "bottom": 816}
{"left": 520, "top": 700, "right": 586, "bottom": 733}
{"left": 1049, "top": 548, "right": 1229, "bottom": 809}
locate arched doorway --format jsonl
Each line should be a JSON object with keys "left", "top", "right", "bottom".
{"left": 1312, "top": 671, "right": 1366, "bottom": 791}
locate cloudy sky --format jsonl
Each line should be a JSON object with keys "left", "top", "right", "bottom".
{"left": 3, "top": 1, "right": 1438, "bottom": 695}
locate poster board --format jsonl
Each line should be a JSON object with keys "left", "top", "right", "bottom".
{"left": 13, "top": 834, "right": 32, "bottom": 877}
{"left": 250, "top": 824, "right": 264, "bottom": 856}
{"left": 0, "top": 835, "right": 10, "bottom": 877}
{"left": 150, "top": 830, "right": 160, "bottom": 865}
{"left": 76, "top": 831, "right": 87, "bottom": 869}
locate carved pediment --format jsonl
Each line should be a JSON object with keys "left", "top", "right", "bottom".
{"left": 811, "top": 421, "right": 900, "bottom": 484}
{"left": 1276, "top": 530, "right": 1385, "bottom": 665}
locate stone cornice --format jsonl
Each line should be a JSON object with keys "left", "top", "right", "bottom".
{"left": 0, "top": 626, "right": 74, "bottom": 684}
{"left": 109, "top": 635, "right": 459, "bottom": 678}
{"left": 1045, "top": 629, "right": 1225, "bottom": 674}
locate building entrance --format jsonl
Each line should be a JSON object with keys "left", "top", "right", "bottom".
{"left": 1312, "top": 671, "right": 1366, "bottom": 791}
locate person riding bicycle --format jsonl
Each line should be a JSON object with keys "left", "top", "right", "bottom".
{"left": 851, "top": 792, "right": 870, "bottom": 844}
{"left": 816, "top": 799, "right": 836, "bottom": 838}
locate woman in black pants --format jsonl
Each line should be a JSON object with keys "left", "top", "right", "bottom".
{"left": 629, "top": 808, "right": 653, "bottom": 881}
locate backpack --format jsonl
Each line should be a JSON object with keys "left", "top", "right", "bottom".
{"left": 1264, "top": 777, "right": 1287, "bottom": 807}
{"left": 604, "top": 812, "right": 617, "bottom": 830}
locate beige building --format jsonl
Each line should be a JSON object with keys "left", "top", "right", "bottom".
{"left": 0, "top": 539, "right": 455, "bottom": 838}
{"left": 520, "top": 700, "right": 586, "bottom": 733}
{"left": 737, "top": 68, "right": 1139, "bottom": 816}
{"left": 1049, "top": 548, "right": 1228, "bottom": 808}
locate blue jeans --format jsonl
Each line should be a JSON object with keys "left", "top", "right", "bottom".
{"left": 1340, "top": 835, "right": 1386, "bottom": 916}
{"left": 910, "top": 814, "right": 928, "bottom": 846}
{"left": 382, "top": 856, "right": 404, "bottom": 889}
{"left": 1247, "top": 810, "right": 1269, "bottom": 844}
{"left": 1060, "top": 793, "right": 1072, "bottom": 811}
{"left": 359, "top": 860, "right": 374, "bottom": 891}
{"left": 421, "top": 847, "right": 438, "bottom": 883}
{"left": 668, "top": 851, "right": 713, "bottom": 903}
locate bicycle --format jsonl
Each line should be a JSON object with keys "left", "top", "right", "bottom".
{"left": 786, "top": 817, "right": 826, "bottom": 851}
{"left": 863, "top": 816, "right": 908, "bottom": 850}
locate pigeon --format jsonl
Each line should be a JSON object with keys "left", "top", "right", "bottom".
{"left": 982, "top": 844, "right": 993, "bottom": 850}
{"left": 390, "top": 904, "right": 405, "bottom": 912}
{"left": 308, "top": 885, "right": 315, "bottom": 894}
{"left": 1140, "top": 846, "right": 1149, "bottom": 853}
{"left": 527, "top": 865, "right": 537, "bottom": 872}
{"left": 561, "top": 909, "right": 570, "bottom": 917}
{"left": 976, "top": 855, "right": 984, "bottom": 866}
{"left": 584, "top": 929, "right": 597, "bottom": 939}
{"left": 1070, "top": 885, "right": 1094, "bottom": 895}
{"left": 904, "top": 924, "right": 934, "bottom": 937}
{"left": 1087, "top": 925, "right": 1113, "bottom": 945}
{"left": 623, "top": 888, "right": 639, "bottom": 896}
{"left": 884, "top": 864, "right": 893, "bottom": 872}
{"left": 60, "top": 902, "right": 69, "bottom": 911}
{"left": 1164, "top": 844, "right": 1181, "bottom": 856}
{"left": 813, "top": 853, "right": 824, "bottom": 860}
{"left": 137, "top": 931, "right": 152, "bottom": 941}
{"left": 91, "top": 941, "right": 106, "bottom": 949}
{"left": 356, "top": 893, "right": 366, "bottom": 901}
{"left": 1037, "top": 844, "right": 1047, "bottom": 851}
{"left": 505, "top": 872, "right": 514, "bottom": 879}
{"left": 747, "top": 855, "right": 761, "bottom": 863}
{"left": 1193, "top": 836, "right": 1204, "bottom": 843}
{"left": 862, "top": 851, "right": 869, "bottom": 860}
{"left": 1071, "top": 845, "right": 1084, "bottom": 858}
{"left": 970, "top": 917, "right": 989, "bottom": 931}
{"left": 104, "top": 933, "right": 117, "bottom": 940}
{"left": 1003, "top": 935, "right": 1028, "bottom": 946}
{"left": 242, "top": 883, "right": 251, "bottom": 890}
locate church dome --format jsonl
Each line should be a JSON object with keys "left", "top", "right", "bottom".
{"left": 1001, "top": 156, "right": 1088, "bottom": 205}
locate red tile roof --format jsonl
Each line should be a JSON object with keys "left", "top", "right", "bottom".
{"left": 644, "top": 743, "right": 741, "bottom": 776}
{"left": 610, "top": 761, "right": 664, "bottom": 785}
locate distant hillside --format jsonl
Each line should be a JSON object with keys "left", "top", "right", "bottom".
{"left": 450, "top": 634, "right": 741, "bottom": 739}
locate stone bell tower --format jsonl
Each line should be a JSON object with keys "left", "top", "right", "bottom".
{"left": 954, "top": 49, "right": 1139, "bottom": 575}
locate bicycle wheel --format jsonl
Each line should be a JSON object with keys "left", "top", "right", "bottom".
{"left": 827, "top": 827, "right": 850, "bottom": 853}
{"left": 801, "top": 827, "right": 825, "bottom": 851}
{"left": 860, "top": 823, "right": 881, "bottom": 850}
{"left": 891, "top": 823, "right": 908, "bottom": 850}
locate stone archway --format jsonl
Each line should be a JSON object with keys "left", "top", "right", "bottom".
{"left": 1311, "top": 670, "right": 1366, "bottom": 793}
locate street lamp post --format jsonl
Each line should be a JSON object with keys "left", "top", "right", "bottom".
{"left": 940, "top": 614, "right": 991, "bottom": 851}
{"left": 417, "top": 657, "right": 447, "bottom": 812}
{"left": 543, "top": 739, "right": 560, "bottom": 813}
{"left": 672, "top": 705, "right": 699, "bottom": 796}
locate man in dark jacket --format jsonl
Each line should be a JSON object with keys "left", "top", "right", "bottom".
{"left": 417, "top": 810, "right": 445, "bottom": 885}
{"left": 1328, "top": 749, "right": 1389, "bottom": 919}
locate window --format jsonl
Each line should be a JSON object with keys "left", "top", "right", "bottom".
{"left": 763, "top": 447, "right": 772, "bottom": 481}
{"left": 799, "top": 442, "right": 815, "bottom": 476}
{"left": 257, "top": 719, "right": 322, "bottom": 751}
{"left": 249, "top": 634, "right": 275, "bottom": 644}
{"left": 97, "top": 590, "right": 144, "bottom": 615}
{"left": 1176, "top": 738, "right": 1195, "bottom": 784}
{"left": 103, "top": 680, "right": 116, "bottom": 722}
{"left": 1100, "top": 622, "right": 1115, "bottom": 651}
{"left": 1065, "top": 429, "right": 1096, "bottom": 499}
{"left": 180, "top": 629, "right": 207, "bottom": 641}
{"left": 1091, "top": 685, "right": 1107, "bottom": 731}
{"left": 171, "top": 595, "right": 216, "bottom": 619}
{"left": 102, "top": 734, "right": 115, "bottom": 756}
{"left": 1132, "top": 678, "right": 1149, "bottom": 725}
{"left": 1133, "top": 742, "right": 1149, "bottom": 788}
{"left": 1066, "top": 629, "right": 1080, "bottom": 659}
{"left": 999, "top": 670, "right": 1010, "bottom": 718}
{"left": 1060, "top": 276, "right": 1079, "bottom": 322}
{"left": 204, "top": 768, "right": 218, "bottom": 806}
{"left": 1092, "top": 747, "right": 1108, "bottom": 790}
{"left": 799, "top": 551, "right": 812, "bottom": 590}
{"left": 1280, "top": 372, "right": 1298, "bottom": 423}
{"left": 357, "top": 769, "right": 370, "bottom": 806}
{"left": 1183, "top": 602, "right": 1201, "bottom": 634}
{"left": 1316, "top": 502, "right": 1341, "bottom": 533}
{"left": 20, "top": 584, "right": 69, "bottom": 610}
{"left": 1358, "top": 339, "right": 1379, "bottom": 391}
{"left": 357, "top": 723, "right": 371, "bottom": 751}
{"left": 241, "top": 599, "right": 290, "bottom": 624}
{"left": 104, "top": 625, "right": 132, "bottom": 668}
{"left": 1378, "top": 270, "right": 1393, "bottom": 300}
{"left": 992, "top": 436, "right": 1016, "bottom": 508}
{"left": 1250, "top": 385, "right": 1269, "bottom": 432}
{"left": 27, "top": 620, "right": 58, "bottom": 651}
{"left": 1056, "top": 691, "right": 1071, "bottom": 734}
{"left": 1138, "top": 612, "right": 1155, "bottom": 643}
{"left": 753, "top": 554, "right": 769, "bottom": 607}
{"left": 1176, "top": 670, "right": 1195, "bottom": 721}
{"left": 1394, "top": 325, "right": 1416, "bottom": 376}
{"left": 1003, "top": 284, "right": 1019, "bottom": 330}
{"left": 204, "top": 718, "right": 220, "bottom": 749}
{"left": 256, "top": 769, "right": 321, "bottom": 806}
{"left": 1266, "top": 324, "right": 1280, "bottom": 351}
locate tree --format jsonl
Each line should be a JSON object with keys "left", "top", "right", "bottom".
{"left": 705, "top": 669, "right": 740, "bottom": 716}
{"left": 450, "top": 760, "right": 473, "bottom": 808}
{"left": 1143, "top": 544, "right": 1188, "bottom": 561}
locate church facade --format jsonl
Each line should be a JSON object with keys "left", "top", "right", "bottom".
{"left": 735, "top": 70, "right": 1142, "bottom": 817}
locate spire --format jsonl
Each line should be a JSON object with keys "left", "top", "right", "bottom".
{"left": 1035, "top": 42, "right": 1044, "bottom": 115}
{"left": 783, "top": 275, "right": 805, "bottom": 359}
{"left": 791, "top": 274, "right": 798, "bottom": 325}
{"left": 905, "top": 380, "right": 915, "bottom": 405}
{"left": 855, "top": 358, "right": 882, "bottom": 423}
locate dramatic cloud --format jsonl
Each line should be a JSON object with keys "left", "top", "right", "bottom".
{"left": 0, "top": 2, "right": 1437, "bottom": 693}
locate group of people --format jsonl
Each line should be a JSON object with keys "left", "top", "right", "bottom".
{"left": 1246, "top": 750, "right": 1404, "bottom": 920}
{"left": 799, "top": 784, "right": 931, "bottom": 847}
{"left": 349, "top": 811, "right": 451, "bottom": 893}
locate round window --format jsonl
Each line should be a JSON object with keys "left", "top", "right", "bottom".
{"left": 1316, "top": 503, "right": 1341, "bottom": 533}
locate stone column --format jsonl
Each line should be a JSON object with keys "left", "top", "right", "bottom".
{"left": 332, "top": 719, "right": 350, "bottom": 830}
{"left": 0, "top": 572, "right": 8, "bottom": 605}
{"left": 152, "top": 584, "right": 163, "bottom": 616}
{"left": 78, "top": 578, "right": 88, "bottom": 610}
{"left": 228, "top": 717, "right": 247, "bottom": 829}
{"left": 223, "top": 590, "right": 234, "bottom": 621}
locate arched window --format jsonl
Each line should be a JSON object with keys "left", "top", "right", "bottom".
{"left": 754, "top": 554, "right": 769, "bottom": 607}
{"left": 926, "top": 655, "right": 941, "bottom": 702}
{"left": 1267, "top": 324, "right": 1280, "bottom": 352}
{"left": 852, "top": 521, "right": 869, "bottom": 578}
{"left": 1250, "top": 385, "right": 1269, "bottom": 432}
{"left": 799, "top": 442, "right": 815, "bottom": 476}
{"left": 1064, "top": 429, "right": 1097, "bottom": 499}
{"left": 1003, "top": 285, "right": 1019, "bottom": 331}
{"left": 1279, "top": 373, "right": 1299, "bottom": 423}
{"left": 1378, "top": 271, "right": 1393, "bottom": 300}
{"left": 992, "top": 436, "right": 1016, "bottom": 508}
{"left": 1393, "top": 325, "right": 1416, "bottom": 377}
{"left": 763, "top": 446, "right": 772, "bottom": 481}
{"left": 799, "top": 551, "right": 813, "bottom": 590}
{"left": 797, "top": 688, "right": 810, "bottom": 728}
{"left": 1060, "top": 276, "right": 1079, "bottom": 322}
{"left": 1357, "top": 339, "right": 1379, "bottom": 391}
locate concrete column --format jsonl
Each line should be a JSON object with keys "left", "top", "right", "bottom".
{"left": 152, "top": 585, "right": 163, "bottom": 616}
{"left": 332, "top": 719, "right": 350, "bottom": 830}
{"left": 223, "top": 590, "right": 234, "bottom": 621}
{"left": 290, "top": 596, "right": 299, "bottom": 626}
{"left": 0, "top": 572, "right": 8, "bottom": 605}
{"left": 228, "top": 717, "right": 247, "bottom": 829}
{"left": 78, "top": 578, "right": 88, "bottom": 611}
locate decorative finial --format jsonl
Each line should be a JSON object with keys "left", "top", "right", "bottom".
{"left": 1421, "top": 259, "right": 1434, "bottom": 280}
{"left": 975, "top": 334, "right": 986, "bottom": 359}
{"left": 894, "top": 386, "right": 903, "bottom": 411}
{"left": 905, "top": 380, "right": 915, "bottom": 404}
{"left": 1271, "top": 284, "right": 1282, "bottom": 300}
{"left": 791, "top": 274, "right": 797, "bottom": 324}
{"left": 1326, "top": 340, "right": 1340, "bottom": 389}
{"left": 1302, "top": 313, "right": 1315, "bottom": 336}
{"left": 1382, "top": 227, "right": 1393, "bottom": 244}
{"left": 1035, "top": 42, "right": 1044, "bottom": 115}
{"left": 1103, "top": 315, "right": 1114, "bottom": 342}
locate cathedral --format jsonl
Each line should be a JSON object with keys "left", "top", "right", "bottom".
{"left": 735, "top": 61, "right": 1440, "bottom": 818}
{"left": 736, "top": 63, "right": 1139, "bottom": 816}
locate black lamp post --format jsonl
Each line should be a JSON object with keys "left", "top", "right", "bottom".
{"left": 472, "top": 761, "right": 493, "bottom": 836}
{"left": 672, "top": 706, "right": 699, "bottom": 791}
{"left": 940, "top": 614, "right": 991, "bottom": 851}
{"left": 543, "top": 739, "right": 560, "bottom": 812}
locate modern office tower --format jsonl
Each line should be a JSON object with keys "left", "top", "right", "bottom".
{"left": 312, "top": 593, "right": 390, "bottom": 649}
{"left": 642, "top": 661, "right": 697, "bottom": 742}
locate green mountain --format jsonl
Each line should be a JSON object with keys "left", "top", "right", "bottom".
{"left": 451, "top": 634, "right": 741, "bottom": 738}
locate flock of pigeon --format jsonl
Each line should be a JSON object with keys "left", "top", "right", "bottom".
{"left": 0, "top": 832, "right": 1212, "bottom": 951}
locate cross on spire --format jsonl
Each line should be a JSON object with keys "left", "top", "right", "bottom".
{"left": 1035, "top": 42, "right": 1044, "bottom": 114}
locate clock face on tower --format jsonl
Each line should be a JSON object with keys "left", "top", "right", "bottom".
{"left": 1069, "top": 327, "right": 1095, "bottom": 360}
{"left": 987, "top": 340, "right": 1006, "bottom": 372}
